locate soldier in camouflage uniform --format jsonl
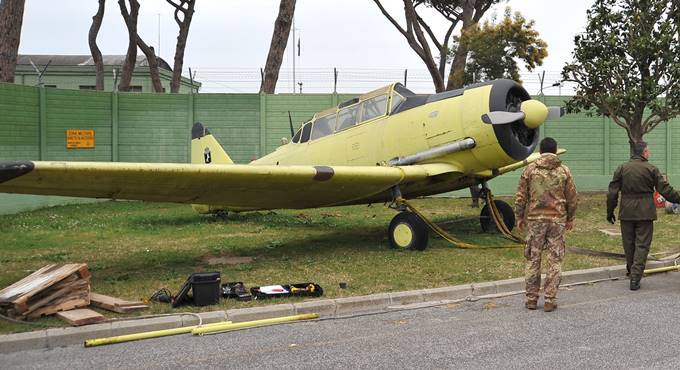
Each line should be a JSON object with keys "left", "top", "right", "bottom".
{"left": 607, "top": 142, "right": 680, "bottom": 290}
{"left": 515, "top": 137, "right": 578, "bottom": 312}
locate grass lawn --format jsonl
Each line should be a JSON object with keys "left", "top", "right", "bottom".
{"left": 1, "top": 192, "right": 678, "bottom": 333}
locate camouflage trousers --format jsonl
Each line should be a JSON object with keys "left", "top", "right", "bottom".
{"left": 524, "top": 221, "right": 566, "bottom": 303}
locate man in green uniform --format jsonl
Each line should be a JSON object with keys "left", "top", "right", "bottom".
{"left": 515, "top": 137, "right": 578, "bottom": 312}
{"left": 607, "top": 141, "right": 680, "bottom": 290}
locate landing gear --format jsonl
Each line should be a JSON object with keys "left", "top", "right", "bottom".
{"left": 388, "top": 211, "right": 429, "bottom": 251}
{"left": 479, "top": 199, "right": 515, "bottom": 233}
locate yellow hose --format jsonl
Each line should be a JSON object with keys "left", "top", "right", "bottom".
{"left": 192, "top": 313, "right": 319, "bottom": 335}
{"left": 84, "top": 320, "right": 232, "bottom": 347}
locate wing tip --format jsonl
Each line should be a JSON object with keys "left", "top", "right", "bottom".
{"left": 0, "top": 161, "right": 35, "bottom": 184}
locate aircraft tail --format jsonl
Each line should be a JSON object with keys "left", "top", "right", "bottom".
{"left": 190, "top": 122, "right": 232, "bottom": 214}
{"left": 191, "top": 122, "right": 234, "bottom": 165}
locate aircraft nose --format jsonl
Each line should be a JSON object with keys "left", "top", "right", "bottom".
{"left": 519, "top": 99, "right": 548, "bottom": 129}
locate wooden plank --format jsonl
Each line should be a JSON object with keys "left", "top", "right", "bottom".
{"left": 57, "top": 308, "right": 106, "bottom": 326}
{"left": 22, "top": 276, "right": 84, "bottom": 317}
{"left": 0, "top": 264, "right": 88, "bottom": 305}
{"left": 89, "top": 292, "right": 147, "bottom": 313}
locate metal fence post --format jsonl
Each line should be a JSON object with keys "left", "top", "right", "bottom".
{"left": 259, "top": 93, "right": 267, "bottom": 158}
{"left": 603, "top": 117, "right": 610, "bottom": 175}
{"left": 39, "top": 86, "right": 47, "bottom": 160}
{"left": 111, "top": 92, "right": 119, "bottom": 162}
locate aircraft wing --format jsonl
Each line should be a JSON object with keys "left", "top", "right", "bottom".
{"left": 0, "top": 161, "right": 437, "bottom": 210}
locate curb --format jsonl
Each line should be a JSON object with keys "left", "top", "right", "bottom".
{"left": 1, "top": 261, "right": 677, "bottom": 354}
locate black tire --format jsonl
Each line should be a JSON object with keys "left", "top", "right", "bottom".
{"left": 388, "top": 211, "right": 429, "bottom": 251}
{"left": 480, "top": 200, "right": 515, "bottom": 233}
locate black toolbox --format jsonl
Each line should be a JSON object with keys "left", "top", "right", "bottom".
{"left": 172, "top": 272, "right": 221, "bottom": 307}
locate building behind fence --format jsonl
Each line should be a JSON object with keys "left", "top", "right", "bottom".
{"left": 1, "top": 82, "right": 678, "bottom": 214}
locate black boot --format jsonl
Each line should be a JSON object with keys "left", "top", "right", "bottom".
{"left": 630, "top": 279, "right": 640, "bottom": 291}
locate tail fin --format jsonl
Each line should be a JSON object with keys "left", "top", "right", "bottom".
{"left": 191, "top": 122, "right": 234, "bottom": 165}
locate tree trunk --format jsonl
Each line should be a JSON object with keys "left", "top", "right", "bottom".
{"left": 446, "top": 0, "right": 475, "bottom": 90}
{"left": 88, "top": 0, "right": 106, "bottom": 90}
{"left": 117, "top": 0, "right": 139, "bottom": 92}
{"left": 137, "top": 40, "right": 164, "bottom": 93}
{"left": 261, "top": 0, "right": 297, "bottom": 94}
{"left": 167, "top": 0, "right": 195, "bottom": 93}
{"left": 0, "top": 0, "right": 26, "bottom": 83}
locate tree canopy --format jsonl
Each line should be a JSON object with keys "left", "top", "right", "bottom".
{"left": 562, "top": 0, "right": 679, "bottom": 149}
{"left": 455, "top": 8, "right": 547, "bottom": 85}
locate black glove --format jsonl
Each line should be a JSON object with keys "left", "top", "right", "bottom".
{"left": 606, "top": 213, "right": 616, "bottom": 224}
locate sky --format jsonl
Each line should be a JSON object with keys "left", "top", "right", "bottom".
{"left": 18, "top": 0, "right": 595, "bottom": 93}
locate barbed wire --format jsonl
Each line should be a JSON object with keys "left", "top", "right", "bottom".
{"left": 191, "top": 67, "right": 575, "bottom": 95}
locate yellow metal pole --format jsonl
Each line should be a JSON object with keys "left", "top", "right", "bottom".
{"left": 84, "top": 321, "right": 232, "bottom": 348}
{"left": 644, "top": 265, "right": 680, "bottom": 275}
{"left": 191, "top": 313, "right": 319, "bottom": 335}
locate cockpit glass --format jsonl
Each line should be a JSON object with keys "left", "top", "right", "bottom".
{"left": 335, "top": 105, "right": 360, "bottom": 132}
{"left": 360, "top": 95, "right": 388, "bottom": 122}
{"left": 390, "top": 93, "right": 405, "bottom": 113}
{"left": 292, "top": 126, "right": 303, "bottom": 143}
{"left": 300, "top": 122, "right": 312, "bottom": 143}
{"left": 310, "top": 114, "right": 337, "bottom": 140}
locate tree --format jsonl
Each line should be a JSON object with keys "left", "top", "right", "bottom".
{"left": 117, "top": 0, "right": 139, "bottom": 91}
{"left": 166, "top": 0, "right": 196, "bottom": 93}
{"left": 373, "top": 0, "right": 500, "bottom": 92}
{"left": 261, "top": 0, "right": 297, "bottom": 94}
{"left": 118, "top": 0, "right": 163, "bottom": 92}
{"left": 88, "top": 0, "right": 106, "bottom": 90}
{"left": 455, "top": 8, "right": 547, "bottom": 85}
{"left": 562, "top": 0, "right": 679, "bottom": 152}
{"left": 0, "top": 0, "right": 26, "bottom": 83}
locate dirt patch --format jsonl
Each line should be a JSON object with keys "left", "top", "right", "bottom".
{"left": 205, "top": 256, "right": 254, "bottom": 266}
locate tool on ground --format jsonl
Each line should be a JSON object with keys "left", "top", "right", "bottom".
{"left": 222, "top": 282, "right": 252, "bottom": 301}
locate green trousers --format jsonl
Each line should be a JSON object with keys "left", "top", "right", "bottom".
{"left": 620, "top": 220, "right": 654, "bottom": 281}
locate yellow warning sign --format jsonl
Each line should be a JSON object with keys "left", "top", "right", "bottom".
{"left": 66, "top": 129, "right": 95, "bottom": 149}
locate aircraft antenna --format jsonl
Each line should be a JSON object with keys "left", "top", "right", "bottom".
{"left": 287, "top": 111, "right": 295, "bottom": 137}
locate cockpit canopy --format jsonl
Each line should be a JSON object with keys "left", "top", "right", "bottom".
{"left": 291, "top": 83, "right": 410, "bottom": 144}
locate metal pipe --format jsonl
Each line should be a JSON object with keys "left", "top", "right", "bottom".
{"left": 192, "top": 313, "right": 319, "bottom": 335}
{"left": 644, "top": 265, "right": 680, "bottom": 275}
{"left": 387, "top": 138, "right": 476, "bottom": 166}
{"left": 84, "top": 321, "right": 233, "bottom": 347}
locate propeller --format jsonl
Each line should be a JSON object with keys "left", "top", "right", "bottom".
{"left": 481, "top": 99, "right": 562, "bottom": 129}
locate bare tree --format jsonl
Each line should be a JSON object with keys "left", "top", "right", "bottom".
{"left": 261, "top": 0, "right": 297, "bottom": 94}
{"left": 118, "top": 0, "right": 163, "bottom": 92}
{"left": 373, "top": 0, "right": 499, "bottom": 92}
{"left": 88, "top": 0, "right": 106, "bottom": 90}
{"left": 117, "top": 0, "right": 139, "bottom": 91}
{"left": 0, "top": 0, "right": 26, "bottom": 83}
{"left": 166, "top": 0, "right": 196, "bottom": 93}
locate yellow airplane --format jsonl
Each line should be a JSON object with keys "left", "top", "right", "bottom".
{"left": 0, "top": 79, "right": 563, "bottom": 251}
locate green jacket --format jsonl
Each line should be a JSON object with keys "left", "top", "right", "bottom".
{"left": 607, "top": 156, "right": 680, "bottom": 221}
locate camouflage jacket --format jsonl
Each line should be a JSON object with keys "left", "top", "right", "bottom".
{"left": 607, "top": 156, "right": 680, "bottom": 221}
{"left": 514, "top": 153, "right": 578, "bottom": 223}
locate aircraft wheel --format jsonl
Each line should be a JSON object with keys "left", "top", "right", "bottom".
{"left": 388, "top": 211, "right": 429, "bottom": 251}
{"left": 480, "top": 200, "right": 515, "bottom": 233}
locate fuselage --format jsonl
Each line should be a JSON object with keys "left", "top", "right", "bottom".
{"left": 251, "top": 80, "right": 539, "bottom": 202}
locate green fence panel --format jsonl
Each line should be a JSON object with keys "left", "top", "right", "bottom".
{"left": 117, "top": 92, "right": 189, "bottom": 163}
{"left": 0, "top": 84, "right": 40, "bottom": 160}
{"left": 44, "top": 88, "right": 112, "bottom": 161}
{"left": 194, "top": 94, "right": 260, "bottom": 164}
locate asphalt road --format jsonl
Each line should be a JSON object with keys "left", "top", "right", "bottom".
{"left": 3, "top": 272, "right": 680, "bottom": 369}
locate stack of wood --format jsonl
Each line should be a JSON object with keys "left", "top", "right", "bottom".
{"left": 0, "top": 264, "right": 91, "bottom": 320}
{"left": 89, "top": 293, "right": 148, "bottom": 313}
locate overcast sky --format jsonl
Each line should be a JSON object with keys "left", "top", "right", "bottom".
{"left": 18, "top": 0, "right": 595, "bottom": 93}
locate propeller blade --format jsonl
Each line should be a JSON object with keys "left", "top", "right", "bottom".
{"left": 547, "top": 106, "right": 565, "bottom": 120}
{"left": 481, "top": 111, "right": 525, "bottom": 125}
